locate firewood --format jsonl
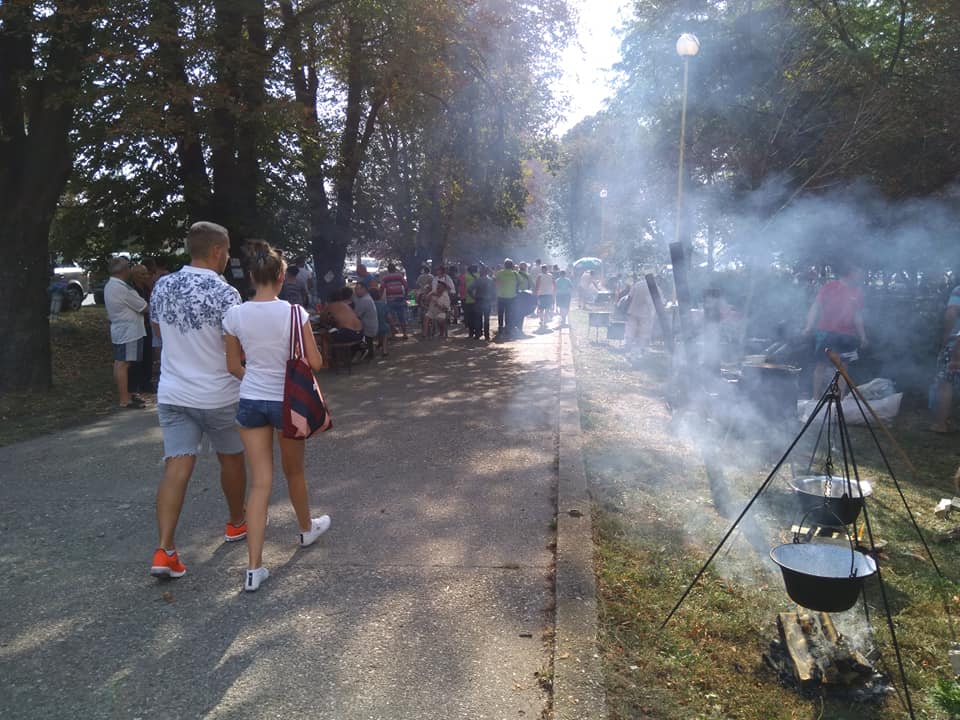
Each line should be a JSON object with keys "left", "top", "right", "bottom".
{"left": 778, "top": 612, "right": 819, "bottom": 686}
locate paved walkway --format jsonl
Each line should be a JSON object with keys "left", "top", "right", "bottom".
{"left": 0, "top": 323, "right": 585, "bottom": 719}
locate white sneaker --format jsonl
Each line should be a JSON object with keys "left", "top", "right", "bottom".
{"left": 245, "top": 566, "right": 269, "bottom": 592}
{"left": 299, "top": 515, "right": 331, "bottom": 547}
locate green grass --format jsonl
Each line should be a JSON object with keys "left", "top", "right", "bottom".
{"left": 570, "top": 309, "right": 960, "bottom": 719}
{"left": 0, "top": 306, "right": 116, "bottom": 446}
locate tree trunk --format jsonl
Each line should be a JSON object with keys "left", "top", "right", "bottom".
{"left": 150, "top": 0, "right": 214, "bottom": 221}
{"left": 210, "top": 0, "right": 266, "bottom": 251}
{"left": 0, "top": 213, "right": 55, "bottom": 392}
{"left": 0, "top": 3, "right": 95, "bottom": 392}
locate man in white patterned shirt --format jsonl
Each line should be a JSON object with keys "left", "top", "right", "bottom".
{"left": 147, "top": 221, "right": 248, "bottom": 579}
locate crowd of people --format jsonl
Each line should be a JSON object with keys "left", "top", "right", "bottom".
{"left": 95, "top": 221, "right": 960, "bottom": 594}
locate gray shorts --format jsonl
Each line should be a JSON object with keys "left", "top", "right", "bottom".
{"left": 157, "top": 403, "right": 243, "bottom": 460}
{"left": 113, "top": 339, "right": 143, "bottom": 362}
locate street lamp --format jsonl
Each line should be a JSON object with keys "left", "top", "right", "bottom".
{"left": 674, "top": 33, "right": 699, "bottom": 249}
{"left": 599, "top": 188, "right": 608, "bottom": 253}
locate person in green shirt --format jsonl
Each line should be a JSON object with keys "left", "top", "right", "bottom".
{"left": 495, "top": 259, "right": 519, "bottom": 339}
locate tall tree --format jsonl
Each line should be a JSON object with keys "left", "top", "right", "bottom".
{"left": 0, "top": 1, "right": 99, "bottom": 391}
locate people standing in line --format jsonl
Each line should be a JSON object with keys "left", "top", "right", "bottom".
{"left": 148, "top": 221, "right": 248, "bottom": 580}
{"left": 534, "top": 265, "right": 556, "bottom": 332}
{"left": 353, "top": 281, "right": 379, "bottom": 360}
{"left": 223, "top": 242, "right": 329, "bottom": 592}
{"left": 447, "top": 266, "right": 462, "bottom": 324}
{"left": 932, "top": 283, "right": 960, "bottom": 433}
{"left": 128, "top": 263, "right": 156, "bottom": 395}
{"left": 474, "top": 266, "right": 495, "bottom": 341}
{"left": 104, "top": 256, "right": 148, "bottom": 409}
{"left": 356, "top": 262, "right": 374, "bottom": 289}
{"left": 380, "top": 263, "right": 408, "bottom": 339}
{"left": 416, "top": 265, "right": 434, "bottom": 323}
{"left": 293, "top": 257, "right": 314, "bottom": 306}
{"left": 462, "top": 264, "right": 481, "bottom": 339}
{"left": 370, "top": 287, "right": 390, "bottom": 357}
{"left": 802, "top": 263, "right": 868, "bottom": 399}
{"left": 146, "top": 258, "right": 169, "bottom": 383}
{"left": 496, "top": 260, "right": 519, "bottom": 339}
{"left": 515, "top": 262, "right": 533, "bottom": 336}
{"left": 278, "top": 266, "right": 309, "bottom": 307}
{"left": 555, "top": 270, "right": 573, "bottom": 327}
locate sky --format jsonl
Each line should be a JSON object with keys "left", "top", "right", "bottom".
{"left": 553, "top": 0, "right": 634, "bottom": 136}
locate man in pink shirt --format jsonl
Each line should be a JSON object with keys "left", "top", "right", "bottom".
{"left": 803, "top": 263, "right": 868, "bottom": 398}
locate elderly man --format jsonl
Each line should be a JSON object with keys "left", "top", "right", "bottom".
{"left": 147, "top": 221, "right": 248, "bottom": 579}
{"left": 104, "top": 256, "right": 148, "bottom": 409}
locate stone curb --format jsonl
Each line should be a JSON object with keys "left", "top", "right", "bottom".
{"left": 553, "top": 326, "right": 607, "bottom": 719}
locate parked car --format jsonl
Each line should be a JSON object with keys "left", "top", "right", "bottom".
{"left": 51, "top": 261, "right": 91, "bottom": 311}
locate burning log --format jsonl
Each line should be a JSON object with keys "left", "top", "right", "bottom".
{"left": 767, "top": 611, "right": 889, "bottom": 699}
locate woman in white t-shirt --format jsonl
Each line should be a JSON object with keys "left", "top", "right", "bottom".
{"left": 223, "top": 242, "right": 329, "bottom": 592}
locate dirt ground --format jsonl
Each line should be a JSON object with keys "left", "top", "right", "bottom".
{"left": 569, "top": 309, "right": 960, "bottom": 720}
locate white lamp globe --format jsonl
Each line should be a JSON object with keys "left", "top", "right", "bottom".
{"left": 676, "top": 33, "right": 700, "bottom": 57}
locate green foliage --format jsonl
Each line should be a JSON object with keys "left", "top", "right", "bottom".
{"left": 932, "top": 677, "right": 960, "bottom": 718}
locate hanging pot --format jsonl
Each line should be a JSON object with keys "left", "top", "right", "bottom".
{"left": 770, "top": 542, "right": 877, "bottom": 612}
{"left": 770, "top": 508, "right": 877, "bottom": 612}
{"left": 788, "top": 475, "right": 873, "bottom": 527}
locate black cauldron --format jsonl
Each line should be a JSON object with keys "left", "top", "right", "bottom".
{"left": 788, "top": 475, "right": 873, "bottom": 527}
{"left": 770, "top": 541, "right": 877, "bottom": 612}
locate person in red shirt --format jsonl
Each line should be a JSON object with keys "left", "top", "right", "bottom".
{"left": 379, "top": 263, "right": 408, "bottom": 339}
{"left": 803, "top": 263, "right": 868, "bottom": 398}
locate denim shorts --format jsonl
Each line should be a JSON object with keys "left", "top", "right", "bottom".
{"left": 157, "top": 402, "right": 243, "bottom": 459}
{"left": 236, "top": 398, "right": 284, "bottom": 430}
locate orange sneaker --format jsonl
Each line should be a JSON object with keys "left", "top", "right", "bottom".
{"left": 224, "top": 520, "right": 247, "bottom": 542}
{"left": 150, "top": 548, "right": 186, "bottom": 578}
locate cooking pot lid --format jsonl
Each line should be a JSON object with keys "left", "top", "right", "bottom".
{"left": 790, "top": 475, "right": 873, "bottom": 499}
{"left": 770, "top": 542, "right": 877, "bottom": 579}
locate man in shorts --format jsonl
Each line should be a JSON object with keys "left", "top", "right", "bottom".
{"left": 103, "top": 256, "right": 148, "bottom": 409}
{"left": 147, "top": 221, "right": 248, "bottom": 578}
{"left": 802, "top": 262, "right": 868, "bottom": 399}
{"left": 534, "top": 264, "right": 555, "bottom": 332}
{"left": 380, "top": 263, "right": 408, "bottom": 338}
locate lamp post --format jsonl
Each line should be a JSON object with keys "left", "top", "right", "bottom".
{"left": 674, "top": 33, "right": 699, "bottom": 249}
{"left": 599, "top": 187, "right": 608, "bottom": 253}
{"left": 671, "top": 33, "right": 699, "bottom": 365}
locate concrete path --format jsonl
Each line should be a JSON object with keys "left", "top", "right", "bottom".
{"left": 0, "top": 324, "right": 587, "bottom": 720}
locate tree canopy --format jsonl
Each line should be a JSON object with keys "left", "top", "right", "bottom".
{"left": 544, "top": 0, "right": 960, "bottom": 277}
{"left": 0, "top": 0, "right": 574, "bottom": 391}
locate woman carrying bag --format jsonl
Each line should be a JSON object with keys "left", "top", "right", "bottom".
{"left": 224, "top": 242, "right": 331, "bottom": 592}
